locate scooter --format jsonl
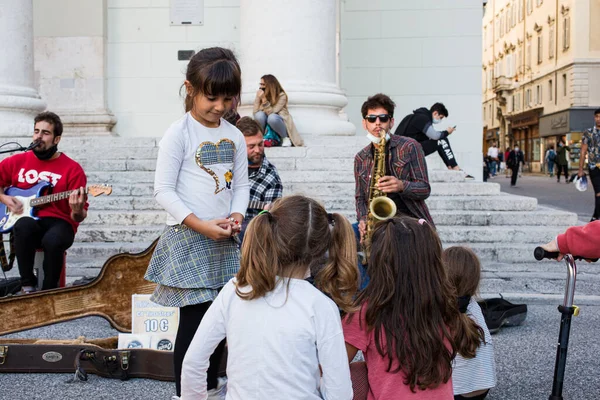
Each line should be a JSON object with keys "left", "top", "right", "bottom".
{"left": 533, "top": 247, "right": 598, "bottom": 400}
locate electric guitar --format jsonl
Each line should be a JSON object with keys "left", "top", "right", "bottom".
{"left": 0, "top": 181, "right": 112, "bottom": 233}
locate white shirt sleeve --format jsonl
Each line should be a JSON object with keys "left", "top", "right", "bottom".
{"left": 181, "top": 283, "right": 230, "bottom": 400}
{"left": 229, "top": 133, "right": 250, "bottom": 217}
{"left": 153, "top": 127, "right": 194, "bottom": 224}
{"left": 316, "top": 302, "right": 354, "bottom": 400}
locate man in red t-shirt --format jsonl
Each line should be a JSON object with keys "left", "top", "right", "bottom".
{"left": 0, "top": 112, "right": 88, "bottom": 292}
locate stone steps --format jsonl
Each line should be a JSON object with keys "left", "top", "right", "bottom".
{"left": 86, "top": 193, "right": 535, "bottom": 215}
{"left": 84, "top": 208, "right": 576, "bottom": 227}
{"left": 92, "top": 181, "right": 501, "bottom": 199}
{"left": 73, "top": 223, "right": 569, "bottom": 245}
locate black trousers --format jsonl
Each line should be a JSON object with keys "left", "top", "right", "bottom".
{"left": 174, "top": 301, "right": 226, "bottom": 396}
{"left": 13, "top": 217, "right": 74, "bottom": 289}
{"left": 511, "top": 165, "right": 519, "bottom": 186}
{"left": 556, "top": 164, "right": 569, "bottom": 182}
{"left": 455, "top": 389, "right": 490, "bottom": 400}
{"left": 419, "top": 138, "right": 458, "bottom": 168}
{"left": 588, "top": 167, "right": 600, "bottom": 219}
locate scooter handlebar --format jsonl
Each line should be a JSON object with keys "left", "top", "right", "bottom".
{"left": 534, "top": 246, "right": 598, "bottom": 262}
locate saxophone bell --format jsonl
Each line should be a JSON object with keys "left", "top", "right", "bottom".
{"left": 369, "top": 196, "right": 397, "bottom": 221}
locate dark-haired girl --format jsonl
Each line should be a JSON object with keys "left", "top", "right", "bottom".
{"left": 443, "top": 247, "right": 496, "bottom": 400}
{"left": 144, "top": 46, "right": 250, "bottom": 400}
{"left": 343, "top": 216, "right": 458, "bottom": 399}
{"left": 181, "top": 195, "right": 359, "bottom": 399}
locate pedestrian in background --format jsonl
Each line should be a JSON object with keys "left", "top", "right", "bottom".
{"left": 556, "top": 139, "right": 571, "bottom": 183}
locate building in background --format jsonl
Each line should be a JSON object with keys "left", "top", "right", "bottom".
{"left": 1, "top": 0, "right": 483, "bottom": 177}
{"left": 483, "top": 0, "right": 600, "bottom": 172}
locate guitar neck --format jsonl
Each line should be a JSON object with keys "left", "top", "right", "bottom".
{"left": 248, "top": 200, "right": 268, "bottom": 210}
{"left": 30, "top": 187, "right": 87, "bottom": 207}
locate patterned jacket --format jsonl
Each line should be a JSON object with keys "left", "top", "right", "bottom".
{"left": 246, "top": 157, "right": 283, "bottom": 223}
{"left": 354, "top": 135, "right": 433, "bottom": 225}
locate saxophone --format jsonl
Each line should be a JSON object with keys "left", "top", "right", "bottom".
{"left": 362, "top": 130, "right": 397, "bottom": 265}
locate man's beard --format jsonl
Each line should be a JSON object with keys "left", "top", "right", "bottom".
{"left": 249, "top": 154, "right": 263, "bottom": 165}
{"left": 33, "top": 144, "right": 58, "bottom": 160}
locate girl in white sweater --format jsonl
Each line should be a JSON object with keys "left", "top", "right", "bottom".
{"left": 181, "top": 195, "right": 359, "bottom": 400}
{"left": 145, "top": 47, "right": 250, "bottom": 400}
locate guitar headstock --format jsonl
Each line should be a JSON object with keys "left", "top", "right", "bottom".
{"left": 88, "top": 184, "right": 112, "bottom": 197}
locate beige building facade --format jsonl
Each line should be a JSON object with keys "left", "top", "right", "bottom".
{"left": 482, "top": 0, "right": 600, "bottom": 172}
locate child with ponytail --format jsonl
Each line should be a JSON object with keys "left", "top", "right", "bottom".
{"left": 443, "top": 246, "right": 496, "bottom": 400}
{"left": 181, "top": 195, "right": 359, "bottom": 400}
{"left": 343, "top": 216, "right": 458, "bottom": 399}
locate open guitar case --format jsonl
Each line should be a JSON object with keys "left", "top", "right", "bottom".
{"left": 0, "top": 239, "right": 216, "bottom": 382}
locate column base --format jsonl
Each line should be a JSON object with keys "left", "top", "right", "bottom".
{"left": 0, "top": 86, "right": 46, "bottom": 136}
{"left": 240, "top": 81, "right": 356, "bottom": 137}
{"left": 59, "top": 111, "right": 117, "bottom": 136}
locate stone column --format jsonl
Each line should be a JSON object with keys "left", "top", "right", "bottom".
{"left": 33, "top": 0, "right": 116, "bottom": 135}
{"left": 239, "top": 0, "right": 355, "bottom": 137}
{"left": 0, "top": 0, "right": 46, "bottom": 136}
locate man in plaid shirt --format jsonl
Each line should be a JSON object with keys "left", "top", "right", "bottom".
{"left": 236, "top": 117, "right": 283, "bottom": 241}
{"left": 354, "top": 93, "right": 433, "bottom": 243}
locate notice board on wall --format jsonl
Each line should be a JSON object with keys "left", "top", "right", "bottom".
{"left": 170, "top": 0, "right": 204, "bottom": 25}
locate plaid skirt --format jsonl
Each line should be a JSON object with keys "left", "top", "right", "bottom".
{"left": 145, "top": 224, "right": 240, "bottom": 308}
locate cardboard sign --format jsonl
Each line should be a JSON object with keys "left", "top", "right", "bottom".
{"left": 131, "top": 294, "right": 179, "bottom": 336}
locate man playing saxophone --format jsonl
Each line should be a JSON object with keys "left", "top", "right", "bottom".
{"left": 354, "top": 93, "right": 433, "bottom": 248}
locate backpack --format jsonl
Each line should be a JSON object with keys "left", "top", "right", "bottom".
{"left": 548, "top": 149, "right": 556, "bottom": 162}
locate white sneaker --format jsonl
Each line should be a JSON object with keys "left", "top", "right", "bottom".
{"left": 171, "top": 396, "right": 180, "bottom": 400}
{"left": 281, "top": 137, "right": 292, "bottom": 147}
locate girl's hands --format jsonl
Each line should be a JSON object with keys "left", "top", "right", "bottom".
{"left": 200, "top": 218, "right": 232, "bottom": 240}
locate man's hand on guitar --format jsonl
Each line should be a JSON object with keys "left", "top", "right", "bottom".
{"left": 69, "top": 187, "right": 87, "bottom": 222}
{"left": 2, "top": 195, "right": 23, "bottom": 215}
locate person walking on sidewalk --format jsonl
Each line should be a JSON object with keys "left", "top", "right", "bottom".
{"left": 556, "top": 139, "right": 571, "bottom": 183}
{"left": 545, "top": 145, "right": 556, "bottom": 177}
{"left": 577, "top": 108, "right": 600, "bottom": 221}
{"left": 487, "top": 141, "right": 499, "bottom": 177}
{"left": 507, "top": 144, "right": 524, "bottom": 187}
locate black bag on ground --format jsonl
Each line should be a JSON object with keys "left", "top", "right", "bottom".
{"left": 477, "top": 297, "right": 528, "bottom": 334}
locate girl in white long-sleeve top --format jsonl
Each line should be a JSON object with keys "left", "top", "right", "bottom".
{"left": 181, "top": 195, "right": 359, "bottom": 400}
{"left": 144, "top": 47, "right": 250, "bottom": 400}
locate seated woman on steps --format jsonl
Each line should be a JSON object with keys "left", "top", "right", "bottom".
{"left": 253, "top": 74, "right": 304, "bottom": 148}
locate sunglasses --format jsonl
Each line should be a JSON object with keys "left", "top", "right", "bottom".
{"left": 365, "top": 114, "right": 391, "bottom": 123}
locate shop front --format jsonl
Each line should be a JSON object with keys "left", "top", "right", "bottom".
{"left": 507, "top": 109, "right": 542, "bottom": 172}
{"left": 539, "top": 108, "right": 598, "bottom": 170}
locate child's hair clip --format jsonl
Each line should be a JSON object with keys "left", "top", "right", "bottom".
{"left": 258, "top": 210, "right": 270, "bottom": 216}
{"left": 418, "top": 218, "right": 427, "bottom": 225}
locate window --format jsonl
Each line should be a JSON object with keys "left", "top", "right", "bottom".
{"left": 549, "top": 80, "right": 553, "bottom": 101}
{"left": 537, "top": 36, "right": 543, "bottom": 64}
{"left": 536, "top": 0, "right": 543, "bottom": 6}
{"left": 549, "top": 24, "right": 555, "bottom": 58}
{"left": 527, "top": 0, "right": 533, "bottom": 15}
{"left": 500, "top": 14, "right": 504, "bottom": 37}
{"left": 525, "top": 88, "right": 530, "bottom": 106}
{"left": 563, "top": 17, "right": 570, "bottom": 50}
{"left": 512, "top": 0, "right": 517, "bottom": 27}
{"left": 562, "top": 74, "right": 567, "bottom": 96}
{"left": 519, "top": 0, "right": 524, "bottom": 22}
{"left": 527, "top": 37, "right": 532, "bottom": 67}
{"left": 536, "top": 85, "right": 542, "bottom": 104}
{"left": 484, "top": 28, "right": 487, "bottom": 50}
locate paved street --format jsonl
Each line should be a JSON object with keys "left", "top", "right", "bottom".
{"left": 1, "top": 303, "right": 600, "bottom": 400}
{"left": 491, "top": 172, "right": 595, "bottom": 223}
